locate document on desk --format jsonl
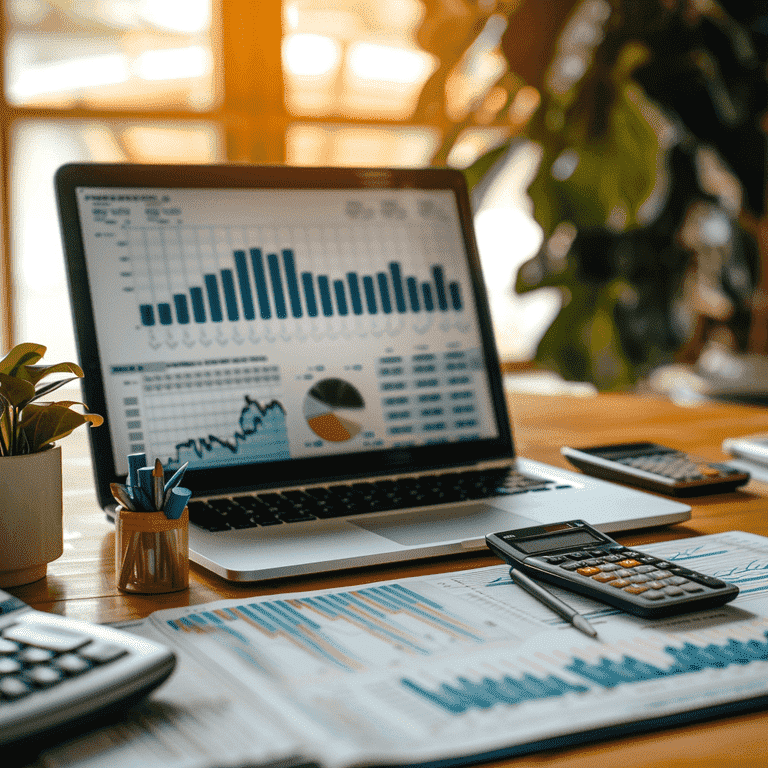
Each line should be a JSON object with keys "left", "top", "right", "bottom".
{"left": 37, "top": 531, "right": 768, "bottom": 768}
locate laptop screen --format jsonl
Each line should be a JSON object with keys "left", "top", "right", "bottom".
{"left": 58, "top": 165, "right": 512, "bottom": 498}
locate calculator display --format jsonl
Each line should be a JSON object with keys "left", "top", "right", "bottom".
{"left": 514, "top": 529, "right": 603, "bottom": 554}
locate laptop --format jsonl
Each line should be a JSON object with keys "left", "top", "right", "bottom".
{"left": 55, "top": 163, "right": 690, "bottom": 582}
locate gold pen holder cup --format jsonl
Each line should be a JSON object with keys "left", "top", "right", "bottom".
{"left": 115, "top": 507, "right": 189, "bottom": 593}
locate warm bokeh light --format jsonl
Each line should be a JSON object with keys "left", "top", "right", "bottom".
{"left": 347, "top": 42, "right": 435, "bottom": 84}
{"left": 134, "top": 46, "right": 210, "bottom": 81}
{"left": 283, "top": 34, "right": 342, "bottom": 77}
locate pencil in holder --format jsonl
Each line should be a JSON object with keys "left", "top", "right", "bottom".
{"left": 115, "top": 506, "right": 189, "bottom": 593}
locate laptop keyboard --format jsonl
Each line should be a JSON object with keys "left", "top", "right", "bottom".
{"left": 188, "top": 469, "right": 572, "bottom": 532}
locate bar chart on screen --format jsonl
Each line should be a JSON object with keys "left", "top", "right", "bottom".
{"left": 127, "top": 224, "right": 471, "bottom": 348}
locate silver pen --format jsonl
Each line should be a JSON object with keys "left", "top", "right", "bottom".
{"left": 509, "top": 567, "right": 598, "bottom": 639}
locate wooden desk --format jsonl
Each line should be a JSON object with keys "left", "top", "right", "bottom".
{"left": 10, "top": 392, "right": 768, "bottom": 767}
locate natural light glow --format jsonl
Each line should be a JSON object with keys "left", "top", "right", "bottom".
{"left": 9, "top": 54, "right": 130, "bottom": 99}
{"left": 134, "top": 46, "right": 209, "bottom": 81}
{"left": 284, "top": 3, "right": 300, "bottom": 30}
{"left": 348, "top": 42, "right": 434, "bottom": 84}
{"left": 283, "top": 33, "right": 342, "bottom": 77}
{"left": 139, "top": 0, "right": 210, "bottom": 34}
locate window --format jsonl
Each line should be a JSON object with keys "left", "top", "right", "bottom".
{"left": 1, "top": 0, "right": 549, "bottom": 364}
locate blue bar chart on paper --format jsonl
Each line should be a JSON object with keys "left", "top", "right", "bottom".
{"left": 165, "top": 582, "right": 501, "bottom": 679}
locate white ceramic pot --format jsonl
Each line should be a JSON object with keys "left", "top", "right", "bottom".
{"left": 0, "top": 446, "right": 63, "bottom": 587}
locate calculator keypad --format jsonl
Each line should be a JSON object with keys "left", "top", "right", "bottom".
{"left": 541, "top": 548, "right": 726, "bottom": 601}
{"left": 616, "top": 450, "right": 737, "bottom": 482}
{"left": 0, "top": 623, "right": 127, "bottom": 702}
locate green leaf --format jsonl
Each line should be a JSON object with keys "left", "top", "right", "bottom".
{"left": 19, "top": 402, "right": 103, "bottom": 453}
{"left": 0, "top": 343, "right": 46, "bottom": 379}
{"left": 0, "top": 373, "right": 35, "bottom": 409}
{"left": 22, "top": 362, "right": 84, "bottom": 385}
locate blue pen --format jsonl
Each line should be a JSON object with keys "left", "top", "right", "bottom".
{"left": 127, "top": 452, "right": 147, "bottom": 491}
{"left": 165, "top": 487, "right": 191, "bottom": 519}
{"left": 135, "top": 467, "right": 156, "bottom": 511}
{"left": 163, "top": 462, "right": 189, "bottom": 505}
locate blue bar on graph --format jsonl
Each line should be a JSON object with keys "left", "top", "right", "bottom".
{"left": 449, "top": 281, "right": 462, "bottom": 311}
{"left": 318, "top": 275, "right": 334, "bottom": 316}
{"left": 267, "top": 253, "right": 288, "bottom": 319}
{"left": 139, "top": 304, "right": 155, "bottom": 326}
{"left": 433, "top": 265, "right": 448, "bottom": 311}
{"left": 389, "top": 262, "right": 407, "bottom": 313}
{"left": 347, "top": 272, "right": 363, "bottom": 315}
{"left": 421, "top": 282, "right": 434, "bottom": 311}
{"left": 173, "top": 294, "right": 190, "bottom": 324}
{"left": 220, "top": 269, "right": 239, "bottom": 321}
{"left": 233, "top": 250, "right": 255, "bottom": 320}
{"left": 406, "top": 276, "right": 421, "bottom": 312}
{"left": 282, "top": 250, "right": 303, "bottom": 318}
{"left": 362, "top": 275, "right": 378, "bottom": 314}
{"left": 158, "top": 302, "right": 173, "bottom": 325}
{"left": 204, "top": 274, "right": 223, "bottom": 322}
{"left": 301, "top": 272, "right": 318, "bottom": 317}
{"left": 377, "top": 272, "right": 392, "bottom": 314}
{"left": 333, "top": 279, "right": 348, "bottom": 316}
{"left": 249, "top": 248, "right": 272, "bottom": 319}
{"left": 189, "top": 286, "right": 206, "bottom": 323}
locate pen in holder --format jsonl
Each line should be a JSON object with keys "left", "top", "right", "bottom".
{"left": 113, "top": 454, "right": 191, "bottom": 594}
{"left": 115, "top": 507, "right": 189, "bottom": 593}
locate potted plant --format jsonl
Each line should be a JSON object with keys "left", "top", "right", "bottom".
{"left": 0, "top": 342, "right": 103, "bottom": 587}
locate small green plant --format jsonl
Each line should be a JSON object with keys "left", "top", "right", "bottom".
{"left": 0, "top": 342, "right": 103, "bottom": 456}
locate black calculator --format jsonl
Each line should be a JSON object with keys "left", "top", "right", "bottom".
{"left": 561, "top": 442, "right": 750, "bottom": 496}
{"left": 485, "top": 520, "right": 739, "bottom": 618}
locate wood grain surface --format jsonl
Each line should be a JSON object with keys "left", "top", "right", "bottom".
{"left": 9, "top": 390, "right": 768, "bottom": 766}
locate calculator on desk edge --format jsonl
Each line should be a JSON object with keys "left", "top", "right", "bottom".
{"left": 0, "top": 588, "right": 175, "bottom": 749}
{"left": 486, "top": 520, "right": 739, "bottom": 619}
{"left": 561, "top": 442, "right": 750, "bottom": 496}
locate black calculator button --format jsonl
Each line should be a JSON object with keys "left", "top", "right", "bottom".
{"left": 79, "top": 642, "right": 128, "bottom": 665}
{"left": 642, "top": 590, "right": 666, "bottom": 600}
{"left": 26, "top": 666, "right": 65, "bottom": 688}
{"left": 543, "top": 555, "right": 567, "bottom": 564}
{"left": 582, "top": 559, "right": 602, "bottom": 566}
{"left": 0, "top": 638, "right": 20, "bottom": 655}
{"left": 598, "top": 563, "right": 620, "bottom": 571}
{"left": 0, "top": 657, "right": 22, "bottom": 675}
{"left": 17, "top": 647, "right": 55, "bottom": 665}
{"left": 560, "top": 562, "right": 582, "bottom": 571}
{"left": 603, "top": 555, "right": 623, "bottom": 562}
{"left": 55, "top": 653, "right": 91, "bottom": 676}
{"left": 0, "top": 677, "right": 31, "bottom": 700}
{"left": 680, "top": 582, "right": 705, "bottom": 592}
{"left": 566, "top": 551, "right": 589, "bottom": 559}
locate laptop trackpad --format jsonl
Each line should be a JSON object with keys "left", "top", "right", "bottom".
{"left": 353, "top": 502, "right": 538, "bottom": 547}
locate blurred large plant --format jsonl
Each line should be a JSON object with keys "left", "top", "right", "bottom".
{"left": 465, "top": 0, "right": 768, "bottom": 389}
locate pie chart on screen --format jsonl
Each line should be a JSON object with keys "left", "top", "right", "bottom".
{"left": 304, "top": 378, "right": 365, "bottom": 442}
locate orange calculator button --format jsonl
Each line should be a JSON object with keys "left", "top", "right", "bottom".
{"left": 576, "top": 567, "right": 600, "bottom": 576}
{"left": 592, "top": 573, "right": 617, "bottom": 583}
{"left": 623, "top": 585, "right": 649, "bottom": 594}
{"left": 617, "top": 559, "right": 641, "bottom": 568}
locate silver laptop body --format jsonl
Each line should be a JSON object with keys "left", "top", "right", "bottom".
{"left": 56, "top": 163, "right": 690, "bottom": 581}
